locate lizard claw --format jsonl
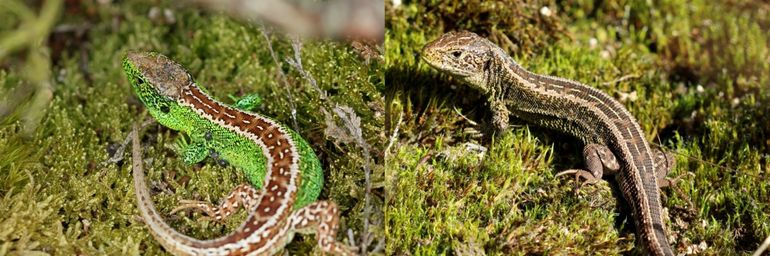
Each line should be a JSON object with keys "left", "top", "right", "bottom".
{"left": 555, "top": 169, "right": 601, "bottom": 188}
{"left": 657, "top": 171, "right": 692, "bottom": 188}
{"left": 170, "top": 199, "right": 217, "bottom": 219}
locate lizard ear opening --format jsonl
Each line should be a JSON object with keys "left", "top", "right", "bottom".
{"left": 451, "top": 51, "right": 462, "bottom": 58}
{"left": 136, "top": 76, "right": 145, "bottom": 85}
{"left": 159, "top": 104, "right": 170, "bottom": 113}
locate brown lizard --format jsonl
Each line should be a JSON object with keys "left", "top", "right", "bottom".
{"left": 421, "top": 31, "right": 676, "bottom": 256}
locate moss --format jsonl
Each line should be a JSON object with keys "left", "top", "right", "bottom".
{"left": 0, "top": 0, "right": 383, "bottom": 255}
{"left": 386, "top": 0, "right": 769, "bottom": 254}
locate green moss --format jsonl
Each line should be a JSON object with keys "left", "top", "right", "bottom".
{"left": 386, "top": 0, "right": 769, "bottom": 254}
{"left": 0, "top": 1, "right": 383, "bottom": 255}
{"left": 387, "top": 130, "right": 630, "bottom": 255}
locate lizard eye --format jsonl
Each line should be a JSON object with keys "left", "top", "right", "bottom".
{"left": 451, "top": 51, "right": 462, "bottom": 58}
{"left": 160, "top": 105, "right": 170, "bottom": 113}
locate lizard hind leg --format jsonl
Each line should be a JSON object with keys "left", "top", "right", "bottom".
{"left": 170, "top": 184, "right": 258, "bottom": 222}
{"left": 290, "top": 201, "right": 355, "bottom": 255}
{"left": 653, "top": 148, "right": 689, "bottom": 188}
{"left": 555, "top": 144, "right": 620, "bottom": 187}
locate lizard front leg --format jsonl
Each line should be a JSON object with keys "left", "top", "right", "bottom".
{"left": 229, "top": 93, "right": 262, "bottom": 112}
{"left": 489, "top": 100, "right": 510, "bottom": 132}
{"left": 199, "top": 85, "right": 262, "bottom": 112}
{"left": 175, "top": 135, "right": 208, "bottom": 165}
{"left": 556, "top": 144, "right": 620, "bottom": 186}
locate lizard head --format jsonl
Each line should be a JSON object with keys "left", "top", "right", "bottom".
{"left": 123, "top": 52, "right": 193, "bottom": 130}
{"left": 421, "top": 31, "right": 496, "bottom": 93}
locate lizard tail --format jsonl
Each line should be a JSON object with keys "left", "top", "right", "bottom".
{"left": 131, "top": 123, "right": 207, "bottom": 255}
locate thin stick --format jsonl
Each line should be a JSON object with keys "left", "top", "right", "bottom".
{"left": 384, "top": 110, "right": 403, "bottom": 158}
{"left": 260, "top": 26, "right": 299, "bottom": 131}
{"left": 753, "top": 234, "right": 770, "bottom": 256}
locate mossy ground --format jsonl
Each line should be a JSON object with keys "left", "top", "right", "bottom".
{"left": 0, "top": 1, "right": 384, "bottom": 255}
{"left": 386, "top": 0, "right": 769, "bottom": 255}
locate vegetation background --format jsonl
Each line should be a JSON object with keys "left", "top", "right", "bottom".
{"left": 385, "top": 0, "right": 769, "bottom": 255}
{"left": 0, "top": 0, "right": 384, "bottom": 255}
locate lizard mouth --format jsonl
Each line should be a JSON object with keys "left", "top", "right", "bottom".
{"left": 418, "top": 50, "right": 436, "bottom": 66}
{"left": 420, "top": 55, "right": 440, "bottom": 70}
{"left": 420, "top": 54, "right": 466, "bottom": 77}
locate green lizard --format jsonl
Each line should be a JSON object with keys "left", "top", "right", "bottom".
{"left": 124, "top": 51, "right": 352, "bottom": 255}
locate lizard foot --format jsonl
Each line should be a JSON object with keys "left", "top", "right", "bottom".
{"left": 170, "top": 184, "right": 259, "bottom": 222}
{"left": 555, "top": 169, "right": 602, "bottom": 187}
{"left": 291, "top": 201, "right": 357, "bottom": 256}
{"left": 555, "top": 143, "right": 619, "bottom": 189}
{"left": 170, "top": 200, "right": 218, "bottom": 221}
{"left": 175, "top": 135, "right": 208, "bottom": 165}
{"left": 229, "top": 93, "right": 262, "bottom": 112}
{"left": 658, "top": 172, "right": 691, "bottom": 188}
